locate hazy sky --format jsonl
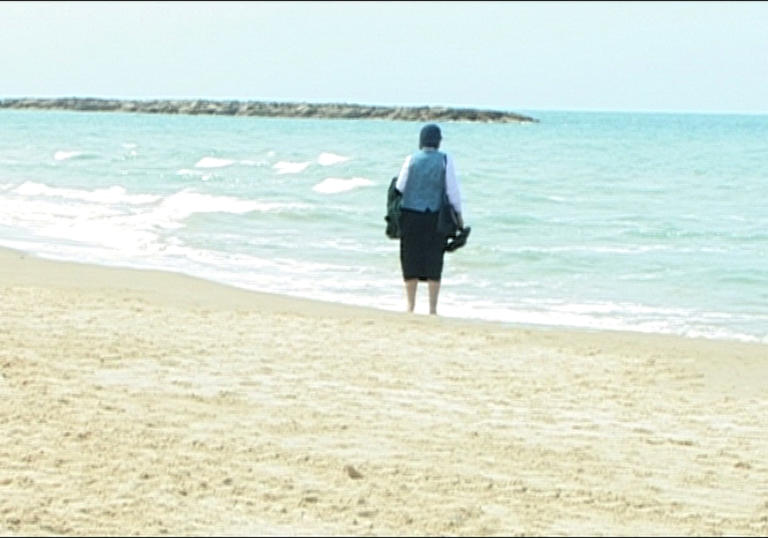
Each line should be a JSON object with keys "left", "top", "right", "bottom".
{"left": 2, "top": 1, "right": 767, "bottom": 113}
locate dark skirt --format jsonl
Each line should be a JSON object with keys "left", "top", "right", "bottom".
{"left": 399, "top": 209, "right": 447, "bottom": 281}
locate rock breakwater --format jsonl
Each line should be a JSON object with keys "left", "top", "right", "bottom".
{"left": 0, "top": 97, "right": 538, "bottom": 123}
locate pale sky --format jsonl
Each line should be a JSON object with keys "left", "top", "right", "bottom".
{"left": 2, "top": 1, "right": 767, "bottom": 114}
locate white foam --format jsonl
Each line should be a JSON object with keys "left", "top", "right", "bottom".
{"left": 317, "top": 152, "right": 350, "bottom": 166}
{"left": 194, "top": 157, "right": 235, "bottom": 169}
{"left": 38, "top": 217, "right": 160, "bottom": 254}
{"left": 273, "top": 161, "right": 311, "bottom": 174}
{"left": 0, "top": 185, "right": 313, "bottom": 259}
{"left": 146, "top": 190, "right": 309, "bottom": 229}
{"left": 53, "top": 150, "right": 85, "bottom": 161}
{"left": 0, "top": 197, "right": 119, "bottom": 225}
{"left": 12, "top": 182, "right": 160, "bottom": 205}
{"left": 312, "top": 177, "right": 373, "bottom": 194}
{"left": 508, "top": 244, "right": 673, "bottom": 255}
{"left": 547, "top": 301, "right": 693, "bottom": 318}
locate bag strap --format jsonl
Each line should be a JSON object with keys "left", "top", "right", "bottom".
{"left": 442, "top": 153, "right": 448, "bottom": 194}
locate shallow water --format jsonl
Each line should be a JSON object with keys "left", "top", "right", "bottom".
{"left": 1, "top": 108, "right": 766, "bottom": 342}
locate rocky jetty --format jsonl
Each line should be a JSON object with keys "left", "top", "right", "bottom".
{"left": 0, "top": 97, "right": 538, "bottom": 123}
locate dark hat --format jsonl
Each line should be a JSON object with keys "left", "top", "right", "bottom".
{"left": 445, "top": 226, "right": 471, "bottom": 253}
{"left": 419, "top": 123, "right": 442, "bottom": 149}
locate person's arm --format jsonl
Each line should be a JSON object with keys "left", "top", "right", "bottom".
{"left": 395, "top": 155, "right": 411, "bottom": 194}
{"left": 445, "top": 154, "right": 465, "bottom": 229}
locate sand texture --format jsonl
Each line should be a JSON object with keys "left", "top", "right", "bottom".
{"left": 1, "top": 247, "right": 767, "bottom": 536}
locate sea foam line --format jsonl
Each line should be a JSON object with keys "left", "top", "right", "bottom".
{"left": 12, "top": 181, "right": 161, "bottom": 205}
{"left": 53, "top": 150, "right": 95, "bottom": 161}
{"left": 273, "top": 161, "right": 312, "bottom": 174}
{"left": 317, "top": 152, "right": 350, "bottom": 166}
{"left": 312, "top": 177, "right": 373, "bottom": 194}
{"left": 194, "top": 157, "right": 235, "bottom": 168}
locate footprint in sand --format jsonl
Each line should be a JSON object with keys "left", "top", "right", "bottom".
{"left": 344, "top": 464, "right": 363, "bottom": 479}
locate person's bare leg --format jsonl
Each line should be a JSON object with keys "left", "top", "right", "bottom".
{"left": 404, "top": 279, "right": 418, "bottom": 312}
{"left": 428, "top": 279, "right": 440, "bottom": 315}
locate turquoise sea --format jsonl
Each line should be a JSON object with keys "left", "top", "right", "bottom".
{"left": 1, "top": 108, "right": 766, "bottom": 343}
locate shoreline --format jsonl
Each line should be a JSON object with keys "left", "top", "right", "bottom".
{"left": 0, "top": 97, "right": 539, "bottom": 123}
{"left": 0, "top": 245, "right": 762, "bottom": 348}
{"left": 3, "top": 245, "right": 768, "bottom": 535}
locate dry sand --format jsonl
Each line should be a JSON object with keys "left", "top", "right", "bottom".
{"left": 1, "top": 246, "right": 767, "bottom": 536}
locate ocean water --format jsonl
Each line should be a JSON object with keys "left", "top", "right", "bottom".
{"left": 1, "top": 108, "right": 767, "bottom": 343}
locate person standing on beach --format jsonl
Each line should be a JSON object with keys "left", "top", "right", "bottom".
{"left": 395, "top": 123, "right": 464, "bottom": 315}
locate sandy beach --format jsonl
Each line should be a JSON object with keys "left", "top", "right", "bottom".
{"left": 1, "top": 246, "right": 767, "bottom": 536}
